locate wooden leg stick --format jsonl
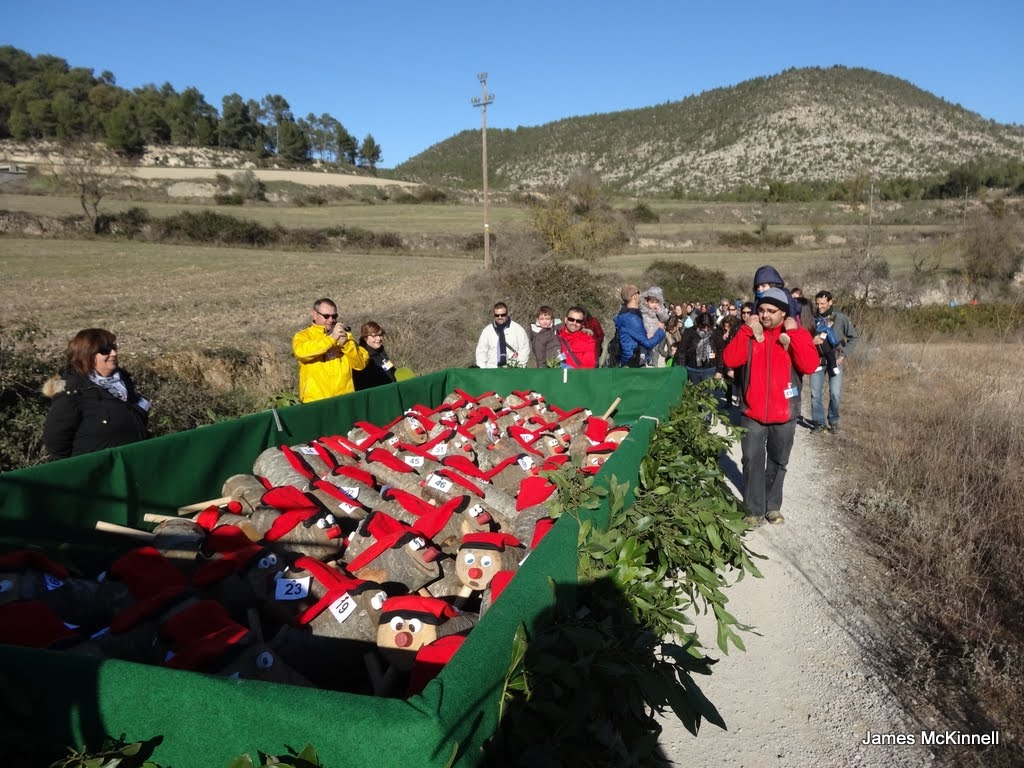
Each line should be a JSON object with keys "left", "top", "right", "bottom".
{"left": 143, "top": 513, "right": 180, "bottom": 524}
{"left": 601, "top": 397, "right": 622, "bottom": 421}
{"left": 453, "top": 584, "right": 475, "bottom": 610}
{"left": 364, "top": 652, "right": 399, "bottom": 697}
{"left": 94, "top": 521, "right": 156, "bottom": 541}
{"left": 177, "top": 496, "right": 233, "bottom": 516}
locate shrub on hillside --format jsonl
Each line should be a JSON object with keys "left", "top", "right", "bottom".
{"left": 716, "top": 230, "right": 795, "bottom": 248}
{"left": 153, "top": 211, "right": 282, "bottom": 247}
{"left": 624, "top": 202, "right": 659, "bottom": 224}
{"left": 0, "top": 323, "right": 58, "bottom": 472}
{"left": 640, "top": 260, "right": 733, "bottom": 305}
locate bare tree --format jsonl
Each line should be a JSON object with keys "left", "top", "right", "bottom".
{"left": 49, "top": 141, "right": 133, "bottom": 233}
{"left": 961, "top": 202, "right": 1023, "bottom": 285}
{"left": 804, "top": 234, "right": 890, "bottom": 305}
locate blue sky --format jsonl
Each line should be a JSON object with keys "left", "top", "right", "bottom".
{"left": 6, "top": 0, "right": 1022, "bottom": 168}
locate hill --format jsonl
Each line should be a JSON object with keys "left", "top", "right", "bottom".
{"left": 395, "top": 66, "right": 1024, "bottom": 196}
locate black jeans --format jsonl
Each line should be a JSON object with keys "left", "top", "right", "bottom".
{"left": 740, "top": 415, "right": 797, "bottom": 518}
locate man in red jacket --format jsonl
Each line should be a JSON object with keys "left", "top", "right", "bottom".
{"left": 557, "top": 306, "right": 598, "bottom": 368}
{"left": 722, "top": 288, "right": 819, "bottom": 526}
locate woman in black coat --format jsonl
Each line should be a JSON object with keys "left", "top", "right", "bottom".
{"left": 352, "top": 321, "right": 398, "bottom": 391}
{"left": 42, "top": 328, "right": 150, "bottom": 459}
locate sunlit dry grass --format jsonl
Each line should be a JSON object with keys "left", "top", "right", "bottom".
{"left": 0, "top": 237, "right": 477, "bottom": 356}
{"left": 842, "top": 333, "right": 1024, "bottom": 766}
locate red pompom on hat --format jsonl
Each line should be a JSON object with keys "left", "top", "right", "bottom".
{"left": 0, "top": 549, "right": 70, "bottom": 579}
{"left": 0, "top": 601, "right": 78, "bottom": 648}
{"left": 516, "top": 474, "right": 558, "bottom": 511}
{"left": 407, "top": 634, "right": 467, "bottom": 697}
{"left": 378, "top": 594, "right": 457, "bottom": 624}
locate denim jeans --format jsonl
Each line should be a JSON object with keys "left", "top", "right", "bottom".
{"left": 740, "top": 416, "right": 796, "bottom": 517}
{"left": 810, "top": 365, "right": 843, "bottom": 426}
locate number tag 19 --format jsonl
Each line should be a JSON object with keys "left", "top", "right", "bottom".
{"left": 329, "top": 592, "right": 357, "bottom": 623}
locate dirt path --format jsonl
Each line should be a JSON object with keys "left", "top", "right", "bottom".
{"left": 657, "top": 423, "right": 934, "bottom": 767}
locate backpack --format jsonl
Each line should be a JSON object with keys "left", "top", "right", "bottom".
{"left": 602, "top": 332, "right": 644, "bottom": 368}
{"left": 602, "top": 332, "right": 621, "bottom": 368}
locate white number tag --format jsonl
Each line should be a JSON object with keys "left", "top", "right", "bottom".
{"left": 275, "top": 576, "right": 311, "bottom": 601}
{"left": 341, "top": 486, "right": 360, "bottom": 500}
{"left": 338, "top": 502, "right": 361, "bottom": 515}
{"left": 44, "top": 574, "right": 65, "bottom": 591}
{"left": 520, "top": 433, "right": 536, "bottom": 443}
{"left": 386, "top": 435, "right": 399, "bottom": 446}
{"left": 783, "top": 382, "right": 799, "bottom": 399}
{"left": 517, "top": 456, "right": 534, "bottom": 471}
{"left": 298, "top": 446, "right": 318, "bottom": 455}
{"left": 404, "top": 455, "right": 425, "bottom": 468}
{"left": 428, "top": 442, "right": 448, "bottom": 457}
{"left": 426, "top": 475, "right": 454, "bottom": 493}
{"left": 329, "top": 593, "right": 357, "bottom": 623}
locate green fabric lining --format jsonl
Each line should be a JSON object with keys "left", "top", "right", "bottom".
{"left": 0, "top": 367, "right": 687, "bottom": 767}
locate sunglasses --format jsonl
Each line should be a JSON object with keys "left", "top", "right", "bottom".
{"left": 493, "top": 313, "right": 508, "bottom": 318}
{"left": 565, "top": 317, "right": 584, "bottom": 323}
{"left": 96, "top": 343, "right": 118, "bottom": 355}
{"left": 316, "top": 309, "right": 338, "bottom": 320}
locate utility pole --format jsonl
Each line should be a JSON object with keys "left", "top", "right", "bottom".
{"left": 472, "top": 73, "right": 495, "bottom": 269}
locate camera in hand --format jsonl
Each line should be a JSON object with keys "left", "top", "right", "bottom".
{"left": 343, "top": 324, "right": 352, "bottom": 332}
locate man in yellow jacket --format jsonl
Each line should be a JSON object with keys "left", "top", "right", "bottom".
{"left": 292, "top": 298, "right": 370, "bottom": 403}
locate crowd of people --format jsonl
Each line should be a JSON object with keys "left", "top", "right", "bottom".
{"left": 40, "top": 274, "right": 858, "bottom": 532}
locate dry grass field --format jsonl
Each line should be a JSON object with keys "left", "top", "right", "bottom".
{"left": 841, "top": 333, "right": 1024, "bottom": 766}
{"left": 0, "top": 238, "right": 476, "bottom": 355}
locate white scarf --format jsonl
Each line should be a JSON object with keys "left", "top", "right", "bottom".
{"left": 89, "top": 370, "right": 128, "bottom": 401}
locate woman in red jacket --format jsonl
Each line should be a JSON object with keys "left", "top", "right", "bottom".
{"left": 722, "top": 288, "right": 819, "bottom": 526}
